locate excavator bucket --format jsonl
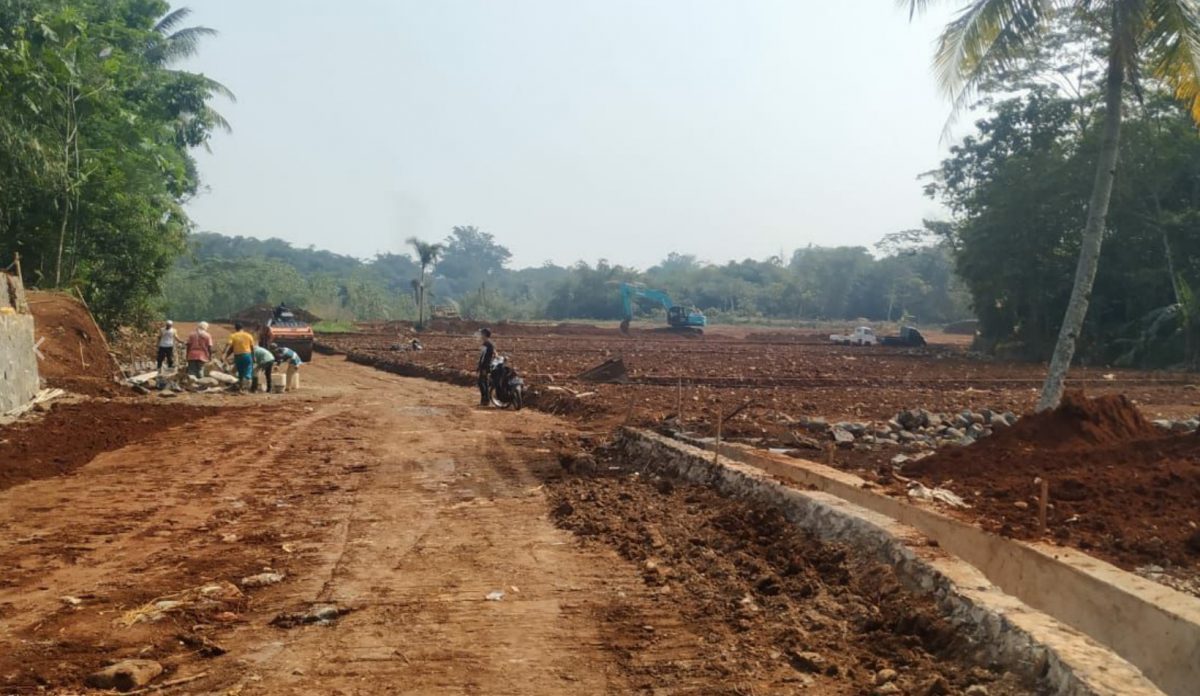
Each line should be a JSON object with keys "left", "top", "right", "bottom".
{"left": 578, "top": 357, "right": 629, "bottom": 384}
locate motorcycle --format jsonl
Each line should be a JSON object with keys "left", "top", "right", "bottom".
{"left": 488, "top": 355, "right": 526, "bottom": 410}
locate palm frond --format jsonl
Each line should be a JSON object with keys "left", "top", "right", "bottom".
{"left": 932, "top": 0, "right": 1054, "bottom": 101}
{"left": 197, "top": 73, "right": 236, "bottom": 103}
{"left": 154, "top": 7, "right": 194, "bottom": 35}
{"left": 203, "top": 105, "right": 232, "bottom": 134}
{"left": 153, "top": 25, "right": 218, "bottom": 64}
{"left": 1143, "top": 0, "right": 1200, "bottom": 124}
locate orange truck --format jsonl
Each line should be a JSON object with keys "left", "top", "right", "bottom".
{"left": 258, "top": 306, "right": 314, "bottom": 362}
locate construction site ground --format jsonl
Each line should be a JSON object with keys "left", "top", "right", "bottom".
{"left": 320, "top": 323, "right": 1200, "bottom": 587}
{"left": 1, "top": 355, "right": 1046, "bottom": 695}
{"left": 3, "top": 313, "right": 1198, "bottom": 693}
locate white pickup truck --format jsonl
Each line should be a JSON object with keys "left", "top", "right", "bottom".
{"left": 829, "top": 326, "right": 877, "bottom": 346}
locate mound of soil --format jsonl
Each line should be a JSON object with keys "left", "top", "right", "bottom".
{"left": 977, "top": 391, "right": 1160, "bottom": 451}
{"left": 26, "top": 291, "right": 117, "bottom": 381}
{"left": 229, "top": 304, "right": 321, "bottom": 326}
{"left": 0, "top": 401, "right": 220, "bottom": 491}
{"left": 543, "top": 457, "right": 1039, "bottom": 694}
{"left": 905, "top": 391, "right": 1200, "bottom": 569}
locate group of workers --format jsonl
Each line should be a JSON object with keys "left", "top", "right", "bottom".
{"left": 156, "top": 320, "right": 302, "bottom": 393}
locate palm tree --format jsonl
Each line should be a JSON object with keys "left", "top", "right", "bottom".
{"left": 407, "top": 237, "right": 445, "bottom": 327}
{"left": 149, "top": 7, "right": 236, "bottom": 136}
{"left": 906, "top": 0, "right": 1200, "bottom": 410}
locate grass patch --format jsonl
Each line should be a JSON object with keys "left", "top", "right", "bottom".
{"left": 312, "top": 320, "right": 358, "bottom": 334}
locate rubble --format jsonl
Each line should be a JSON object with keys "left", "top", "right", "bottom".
{"left": 270, "top": 603, "right": 351, "bottom": 628}
{"left": 85, "top": 660, "right": 163, "bottom": 692}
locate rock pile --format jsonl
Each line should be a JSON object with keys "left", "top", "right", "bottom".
{"left": 1151, "top": 417, "right": 1200, "bottom": 433}
{"left": 794, "top": 407, "right": 1019, "bottom": 453}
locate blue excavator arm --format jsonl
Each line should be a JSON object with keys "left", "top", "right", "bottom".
{"left": 621, "top": 283, "right": 674, "bottom": 320}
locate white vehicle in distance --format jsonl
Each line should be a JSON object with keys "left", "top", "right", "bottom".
{"left": 829, "top": 326, "right": 877, "bottom": 346}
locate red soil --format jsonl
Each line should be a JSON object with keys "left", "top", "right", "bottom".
{"left": 0, "top": 401, "right": 220, "bottom": 491}
{"left": 26, "top": 291, "right": 117, "bottom": 381}
{"left": 905, "top": 391, "right": 1200, "bottom": 570}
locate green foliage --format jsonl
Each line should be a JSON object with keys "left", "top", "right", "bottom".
{"left": 0, "top": 0, "right": 230, "bottom": 328}
{"left": 928, "top": 83, "right": 1200, "bottom": 366}
{"left": 163, "top": 230, "right": 972, "bottom": 327}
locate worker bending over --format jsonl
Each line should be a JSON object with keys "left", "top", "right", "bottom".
{"left": 224, "top": 321, "right": 256, "bottom": 392}
{"left": 271, "top": 343, "right": 303, "bottom": 392}
{"left": 250, "top": 345, "right": 276, "bottom": 393}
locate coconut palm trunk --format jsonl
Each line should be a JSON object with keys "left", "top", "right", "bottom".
{"left": 1036, "top": 46, "right": 1125, "bottom": 412}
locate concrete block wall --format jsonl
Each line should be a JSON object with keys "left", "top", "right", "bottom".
{"left": 0, "top": 272, "right": 38, "bottom": 413}
{"left": 0, "top": 313, "right": 38, "bottom": 412}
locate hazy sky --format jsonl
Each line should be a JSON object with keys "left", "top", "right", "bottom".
{"left": 182, "top": 0, "right": 958, "bottom": 269}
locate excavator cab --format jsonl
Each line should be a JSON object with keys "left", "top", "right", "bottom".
{"left": 667, "top": 305, "right": 706, "bottom": 330}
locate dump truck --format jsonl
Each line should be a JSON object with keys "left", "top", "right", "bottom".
{"left": 880, "top": 326, "right": 927, "bottom": 347}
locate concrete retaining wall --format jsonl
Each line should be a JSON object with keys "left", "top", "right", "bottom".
{"left": 0, "top": 311, "right": 38, "bottom": 413}
{"left": 617, "top": 429, "right": 1162, "bottom": 696}
{"left": 667, "top": 432, "right": 1200, "bottom": 696}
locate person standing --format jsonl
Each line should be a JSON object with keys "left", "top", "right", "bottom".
{"left": 223, "top": 321, "right": 256, "bottom": 392}
{"left": 156, "top": 320, "right": 179, "bottom": 371}
{"left": 250, "top": 344, "right": 277, "bottom": 393}
{"left": 185, "top": 322, "right": 214, "bottom": 379}
{"left": 271, "top": 342, "right": 303, "bottom": 392}
{"left": 477, "top": 328, "right": 496, "bottom": 407}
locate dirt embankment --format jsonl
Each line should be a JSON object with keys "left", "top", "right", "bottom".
{"left": 906, "top": 391, "right": 1200, "bottom": 569}
{"left": 544, "top": 453, "right": 1041, "bottom": 695}
{"left": 0, "top": 402, "right": 220, "bottom": 491}
{"left": 26, "top": 291, "right": 122, "bottom": 397}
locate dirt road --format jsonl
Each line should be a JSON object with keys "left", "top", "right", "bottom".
{"left": 0, "top": 357, "right": 646, "bottom": 693}
{"left": 1, "top": 356, "right": 1041, "bottom": 695}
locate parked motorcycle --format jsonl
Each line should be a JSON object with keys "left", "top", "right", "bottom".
{"left": 488, "top": 355, "right": 526, "bottom": 410}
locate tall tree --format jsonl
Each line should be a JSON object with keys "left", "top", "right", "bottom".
{"left": 0, "top": 1, "right": 230, "bottom": 327}
{"left": 406, "top": 237, "right": 444, "bottom": 327}
{"left": 905, "top": 0, "right": 1200, "bottom": 410}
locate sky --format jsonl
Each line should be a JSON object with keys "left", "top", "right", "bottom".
{"left": 181, "top": 0, "right": 960, "bottom": 269}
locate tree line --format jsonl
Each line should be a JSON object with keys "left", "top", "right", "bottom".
{"left": 162, "top": 228, "right": 972, "bottom": 328}
{"left": 0, "top": 1, "right": 230, "bottom": 327}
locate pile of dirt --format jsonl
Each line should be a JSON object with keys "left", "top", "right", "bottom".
{"left": 977, "top": 391, "right": 1160, "bottom": 451}
{"left": 229, "top": 304, "right": 320, "bottom": 326}
{"left": 543, "top": 456, "right": 1040, "bottom": 694}
{"left": 905, "top": 391, "right": 1200, "bottom": 569}
{"left": 0, "top": 401, "right": 220, "bottom": 491}
{"left": 26, "top": 291, "right": 117, "bottom": 381}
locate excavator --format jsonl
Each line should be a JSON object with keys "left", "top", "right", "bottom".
{"left": 618, "top": 282, "right": 707, "bottom": 334}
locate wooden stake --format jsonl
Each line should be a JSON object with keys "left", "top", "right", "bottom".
{"left": 13, "top": 252, "right": 21, "bottom": 281}
{"left": 1037, "top": 477, "right": 1049, "bottom": 536}
{"left": 713, "top": 404, "right": 723, "bottom": 466}
{"left": 623, "top": 387, "right": 637, "bottom": 425}
{"left": 78, "top": 341, "right": 86, "bottom": 368}
{"left": 676, "top": 377, "right": 683, "bottom": 427}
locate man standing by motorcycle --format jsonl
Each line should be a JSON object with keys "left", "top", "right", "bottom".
{"left": 477, "top": 328, "right": 495, "bottom": 407}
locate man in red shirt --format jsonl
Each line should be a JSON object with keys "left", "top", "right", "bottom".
{"left": 185, "top": 322, "right": 214, "bottom": 379}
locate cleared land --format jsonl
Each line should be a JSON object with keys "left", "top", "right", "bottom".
{"left": 1, "top": 307, "right": 1192, "bottom": 694}
{"left": 320, "top": 322, "right": 1200, "bottom": 584}
{"left": 1, "top": 356, "right": 1043, "bottom": 694}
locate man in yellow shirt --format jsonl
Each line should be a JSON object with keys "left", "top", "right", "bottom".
{"left": 223, "top": 321, "right": 257, "bottom": 392}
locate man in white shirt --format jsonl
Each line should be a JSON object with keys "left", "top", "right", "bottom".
{"left": 156, "top": 320, "right": 179, "bottom": 371}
